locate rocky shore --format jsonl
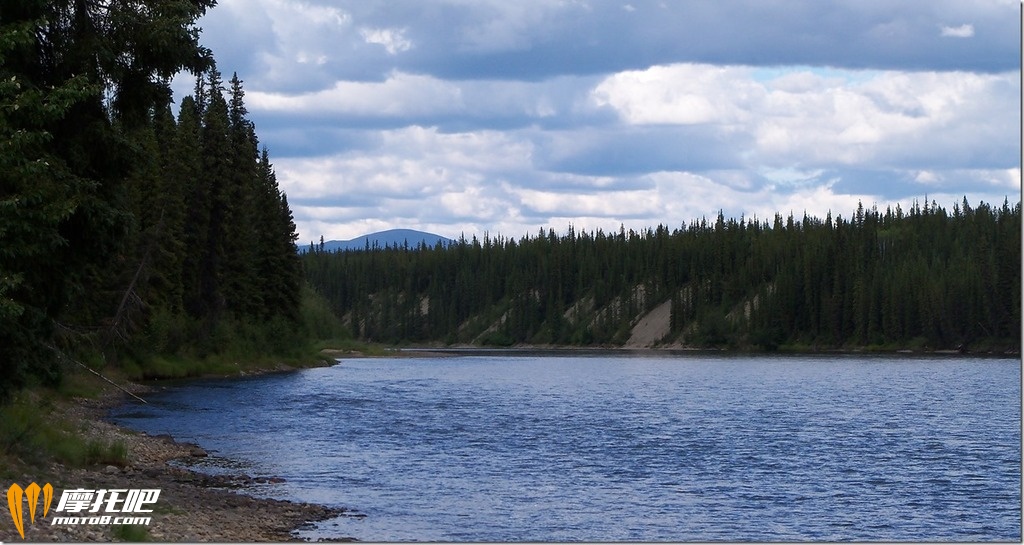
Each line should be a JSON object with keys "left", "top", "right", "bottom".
{"left": 1, "top": 380, "right": 353, "bottom": 543}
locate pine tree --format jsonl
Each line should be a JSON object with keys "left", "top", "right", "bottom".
{"left": 221, "top": 73, "right": 262, "bottom": 317}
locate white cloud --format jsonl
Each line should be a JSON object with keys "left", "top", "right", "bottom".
{"left": 245, "top": 71, "right": 605, "bottom": 125}
{"left": 439, "top": 184, "right": 519, "bottom": 223}
{"left": 592, "top": 64, "right": 758, "bottom": 125}
{"left": 360, "top": 27, "right": 413, "bottom": 54}
{"left": 261, "top": 0, "right": 353, "bottom": 65}
{"left": 649, "top": 171, "right": 867, "bottom": 225}
{"left": 912, "top": 168, "right": 1022, "bottom": 191}
{"left": 915, "top": 170, "right": 940, "bottom": 184}
{"left": 248, "top": 72, "right": 464, "bottom": 117}
{"left": 940, "top": 24, "right": 975, "bottom": 38}
{"left": 510, "top": 186, "right": 662, "bottom": 218}
{"left": 591, "top": 63, "right": 1019, "bottom": 170}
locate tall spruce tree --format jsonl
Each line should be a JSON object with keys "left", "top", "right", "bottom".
{"left": 197, "top": 66, "right": 232, "bottom": 324}
{"left": 176, "top": 95, "right": 210, "bottom": 320}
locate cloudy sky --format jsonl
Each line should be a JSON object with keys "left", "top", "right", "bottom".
{"left": 175, "top": 0, "right": 1021, "bottom": 244}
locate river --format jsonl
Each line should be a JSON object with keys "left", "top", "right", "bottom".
{"left": 110, "top": 351, "right": 1021, "bottom": 541}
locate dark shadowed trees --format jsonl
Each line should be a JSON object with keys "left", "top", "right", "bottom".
{"left": 1, "top": 0, "right": 305, "bottom": 400}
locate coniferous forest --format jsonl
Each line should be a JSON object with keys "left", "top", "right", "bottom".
{"left": 1, "top": 1, "right": 311, "bottom": 401}
{"left": 304, "top": 199, "right": 1021, "bottom": 352}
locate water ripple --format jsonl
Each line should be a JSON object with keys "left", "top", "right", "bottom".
{"left": 110, "top": 354, "right": 1021, "bottom": 542}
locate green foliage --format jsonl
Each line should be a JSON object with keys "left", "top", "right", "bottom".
{"left": 304, "top": 199, "right": 1021, "bottom": 352}
{"left": 479, "top": 331, "right": 515, "bottom": 347}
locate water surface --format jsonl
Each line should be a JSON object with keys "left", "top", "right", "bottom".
{"left": 111, "top": 352, "right": 1021, "bottom": 541}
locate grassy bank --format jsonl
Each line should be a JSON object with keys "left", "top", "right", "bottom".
{"left": 0, "top": 382, "right": 127, "bottom": 481}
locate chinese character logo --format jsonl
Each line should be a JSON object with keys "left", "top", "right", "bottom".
{"left": 6, "top": 483, "right": 53, "bottom": 539}
{"left": 7, "top": 484, "right": 160, "bottom": 537}
{"left": 54, "top": 488, "right": 159, "bottom": 514}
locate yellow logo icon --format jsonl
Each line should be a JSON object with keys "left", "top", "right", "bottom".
{"left": 7, "top": 483, "right": 53, "bottom": 539}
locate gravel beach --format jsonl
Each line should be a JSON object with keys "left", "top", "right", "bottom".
{"left": 1, "top": 378, "right": 352, "bottom": 543}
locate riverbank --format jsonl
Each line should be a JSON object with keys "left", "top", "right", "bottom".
{"left": 0, "top": 368, "right": 352, "bottom": 542}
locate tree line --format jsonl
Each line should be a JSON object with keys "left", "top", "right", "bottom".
{"left": 303, "top": 198, "right": 1020, "bottom": 352}
{"left": 1, "top": 0, "right": 306, "bottom": 401}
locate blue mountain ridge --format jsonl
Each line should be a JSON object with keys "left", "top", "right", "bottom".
{"left": 302, "top": 229, "right": 454, "bottom": 252}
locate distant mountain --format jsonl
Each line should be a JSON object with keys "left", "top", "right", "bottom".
{"left": 303, "top": 229, "right": 454, "bottom": 252}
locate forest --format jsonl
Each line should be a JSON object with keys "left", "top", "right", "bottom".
{"left": 1, "top": 0, "right": 313, "bottom": 401}
{"left": 304, "top": 198, "right": 1021, "bottom": 352}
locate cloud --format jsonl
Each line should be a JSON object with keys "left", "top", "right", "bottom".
{"left": 244, "top": 71, "right": 609, "bottom": 134}
{"left": 592, "top": 64, "right": 758, "bottom": 125}
{"left": 538, "top": 125, "right": 748, "bottom": 175}
{"left": 249, "top": 62, "right": 1018, "bottom": 177}
{"left": 196, "top": 0, "right": 1020, "bottom": 91}
{"left": 591, "top": 64, "right": 1020, "bottom": 172}
{"left": 262, "top": 62, "right": 1018, "bottom": 242}
{"left": 274, "top": 126, "right": 533, "bottom": 203}
{"left": 248, "top": 72, "right": 464, "bottom": 118}
{"left": 940, "top": 24, "right": 975, "bottom": 38}
{"left": 510, "top": 185, "right": 663, "bottom": 219}
{"left": 360, "top": 27, "right": 413, "bottom": 54}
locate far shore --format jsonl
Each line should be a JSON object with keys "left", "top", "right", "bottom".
{"left": 321, "top": 343, "right": 1019, "bottom": 359}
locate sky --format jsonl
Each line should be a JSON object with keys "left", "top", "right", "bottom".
{"left": 173, "top": 0, "right": 1022, "bottom": 244}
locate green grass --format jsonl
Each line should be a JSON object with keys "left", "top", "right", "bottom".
{"left": 0, "top": 391, "right": 128, "bottom": 468}
{"left": 315, "top": 338, "right": 392, "bottom": 356}
{"left": 112, "top": 523, "right": 151, "bottom": 542}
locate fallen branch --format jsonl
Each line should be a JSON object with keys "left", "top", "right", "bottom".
{"left": 45, "top": 343, "right": 147, "bottom": 404}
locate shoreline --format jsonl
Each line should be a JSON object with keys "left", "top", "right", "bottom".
{"left": 326, "top": 343, "right": 1020, "bottom": 359}
{"left": 1, "top": 370, "right": 353, "bottom": 543}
